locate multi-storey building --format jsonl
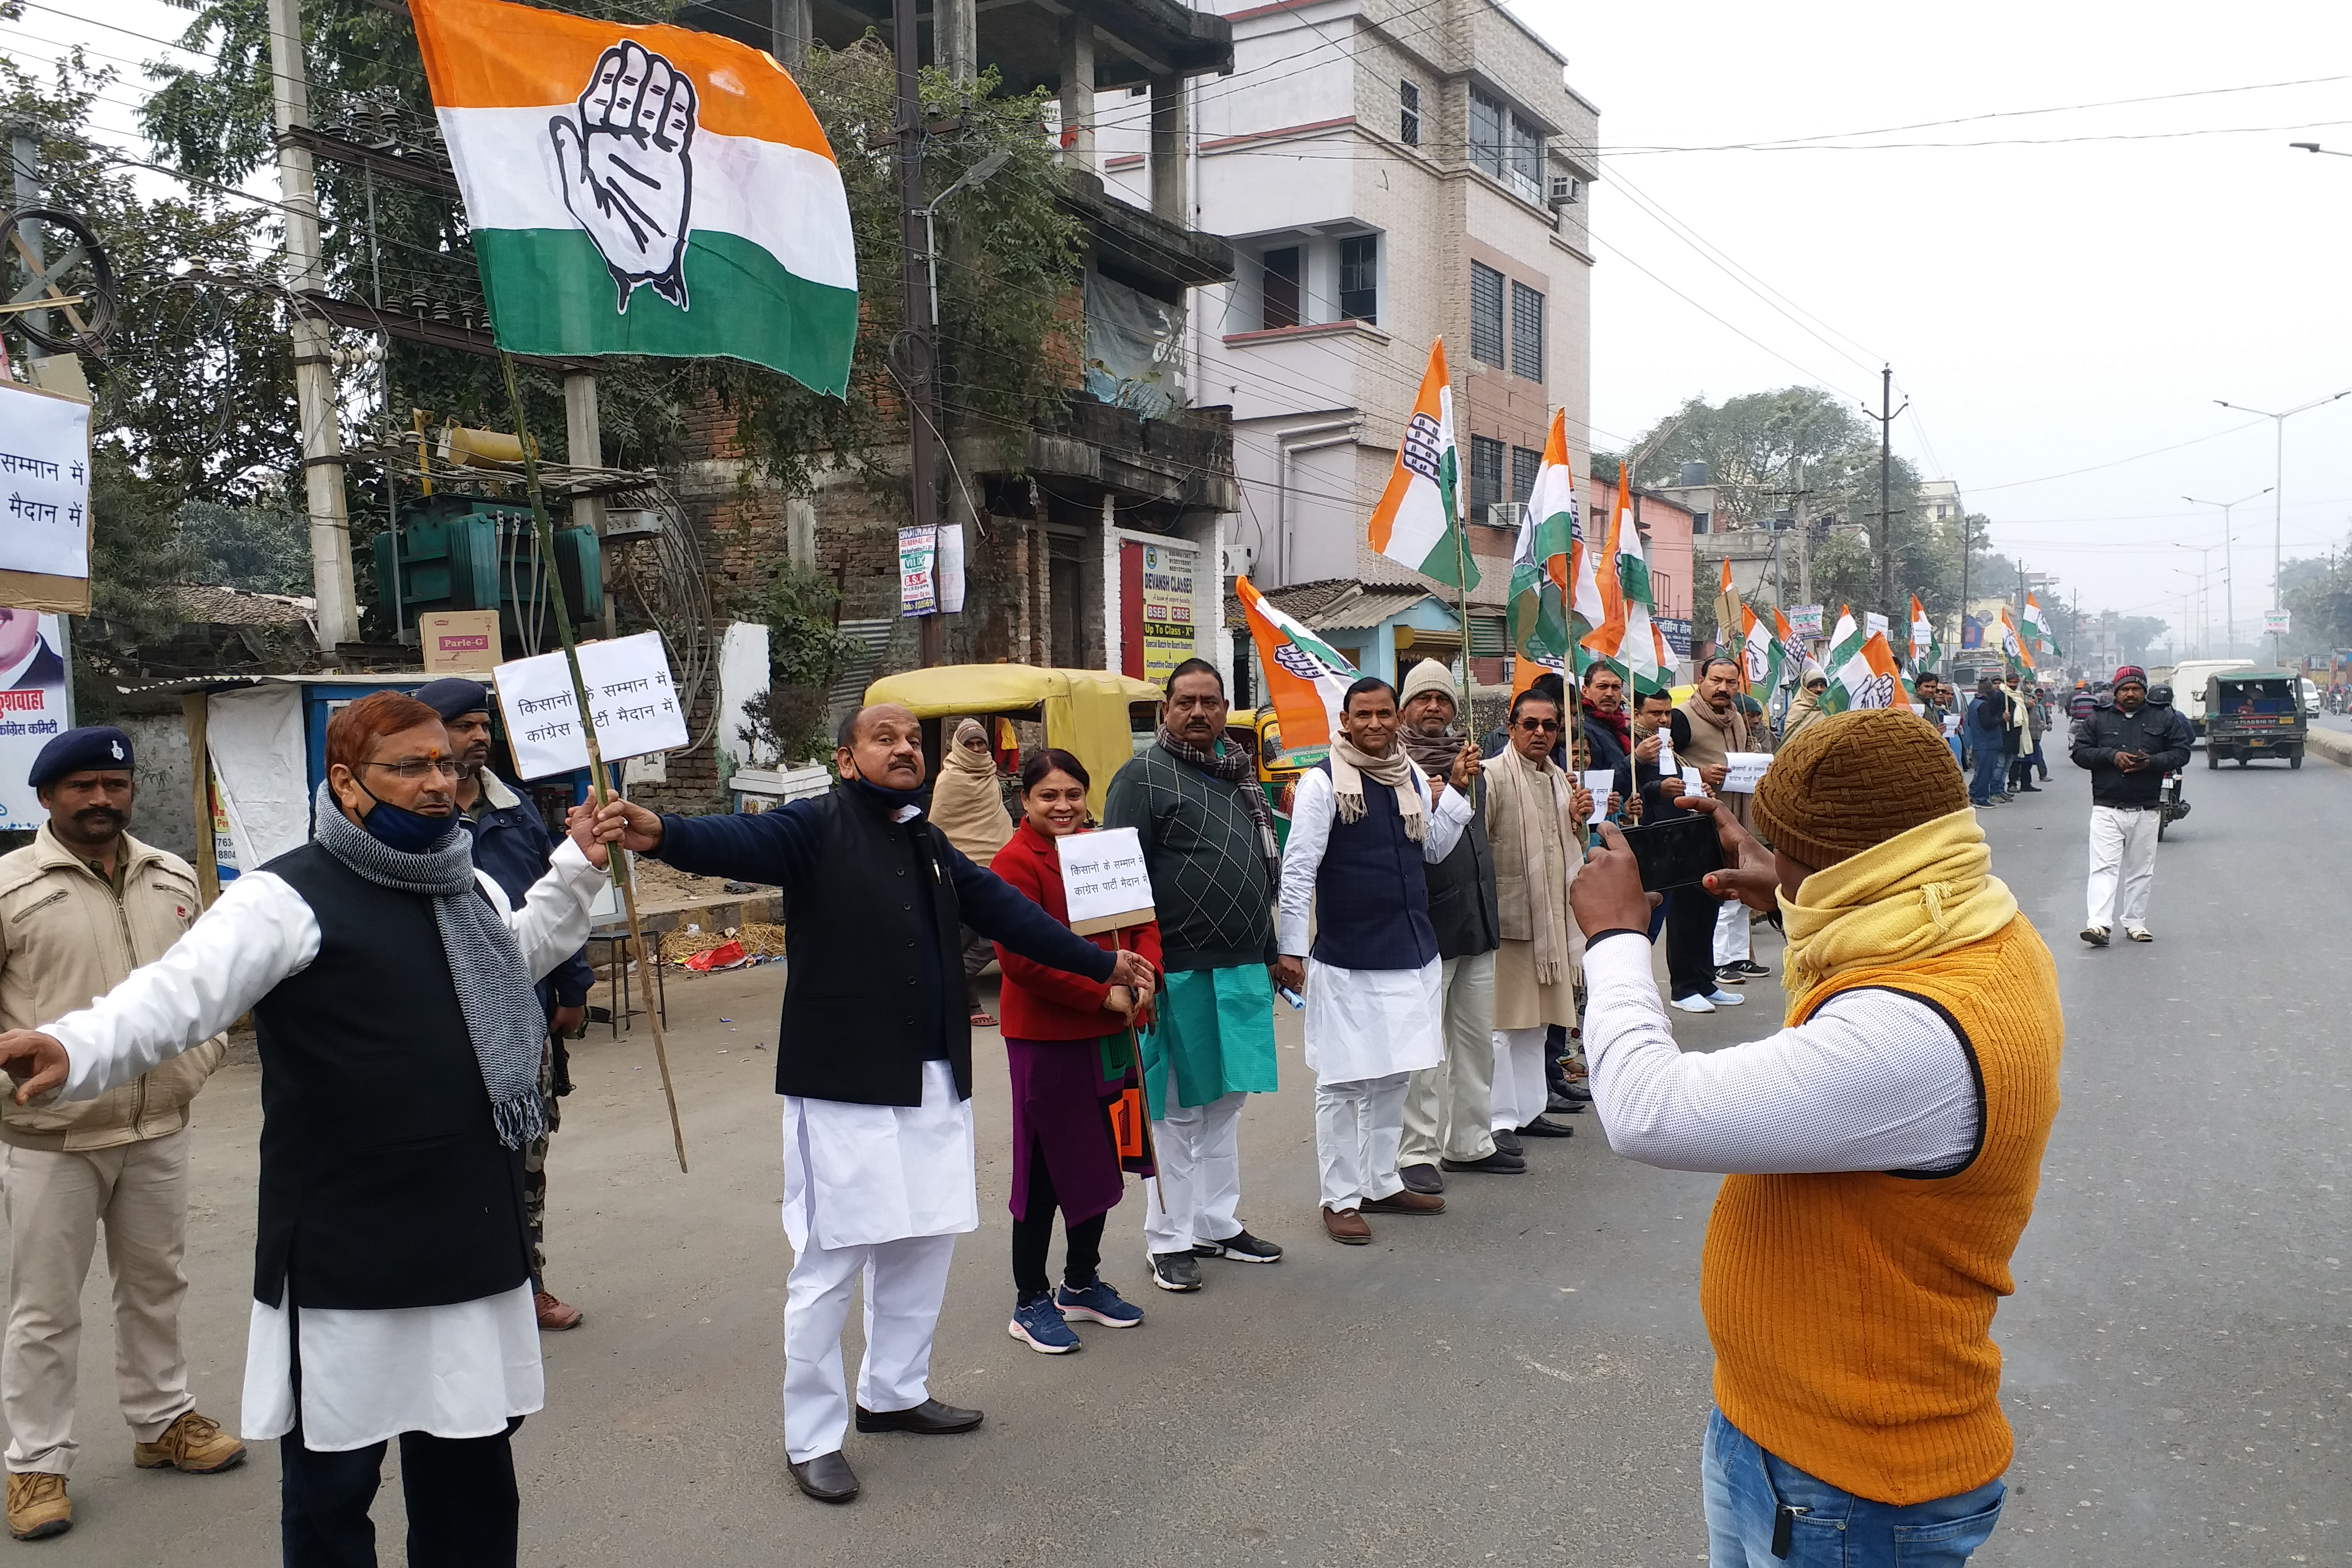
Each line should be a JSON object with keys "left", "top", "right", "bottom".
{"left": 1093, "top": 0, "right": 1597, "bottom": 687}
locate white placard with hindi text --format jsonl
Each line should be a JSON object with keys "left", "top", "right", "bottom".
{"left": 493, "top": 631, "right": 688, "bottom": 780}
{"left": 1580, "top": 769, "right": 1614, "bottom": 824}
{"left": 1057, "top": 826, "right": 1157, "bottom": 936}
{"left": 1681, "top": 765, "right": 1708, "bottom": 796}
{"left": 1722, "top": 752, "right": 1772, "bottom": 794}
{"left": 0, "top": 385, "right": 91, "bottom": 581}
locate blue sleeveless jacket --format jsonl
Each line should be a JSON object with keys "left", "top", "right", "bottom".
{"left": 1309, "top": 760, "right": 1440, "bottom": 971}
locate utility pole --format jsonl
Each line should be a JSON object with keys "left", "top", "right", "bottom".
{"left": 1861, "top": 365, "right": 1906, "bottom": 622}
{"left": 266, "top": 0, "right": 358, "bottom": 652}
{"left": 891, "top": 0, "right": 944, "bottom": 666}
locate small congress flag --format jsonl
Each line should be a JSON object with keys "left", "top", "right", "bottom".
{"left": 1825, "top": 628, "right": 1913, "bottom": 714}
{"left": 1236, "top": 576, "right": 1357, "bottom": 752}
{"left": 2023, "top": 592, "right": 2063, "bottom": 658}
{"left": 1584, "top": 489, "right": 1669, "bottom": 697}
{"left": 1741, "top": 604, "right": 1784, "bottom": 695}
{"left": 1508, "top": 410, "right": 1577, "bottom": 695}
{"left": 1910, "top": 593, "right": 1943, "bottom": 672}
{"left": 1367, "top": 338, "right": 1478, "bottom": 591}
{"left": 1997, "top": 607, "right": 2038, "bottom": 671}
{"left": 412, "top": 0, "right": 858, "bottom": 393}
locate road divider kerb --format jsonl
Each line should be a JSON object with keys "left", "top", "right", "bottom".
{"left": 2305, "top": 728, "right": 2352, "bottom": 769}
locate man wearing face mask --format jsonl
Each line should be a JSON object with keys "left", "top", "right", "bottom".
{"left": 416, "top": 678, "right": 595, "bottom": 1333}
{"left": 0, "top": 729, "right": 241, "bottom": 1543}
{"left": 589, "top": 703, "right": 1153, "bottom": 1507}
{"left": 0, "top": 692, "right": 613, "bottom": 1564}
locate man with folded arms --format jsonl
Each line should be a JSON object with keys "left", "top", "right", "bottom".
{"left": 590, "top": 703, "right": 1150, "bottom": 1505}
{"left": 1276, "top": 678, "right": 1476, "bottom": 1244}
{"left": 1570, "top": 709, "right": 2063, "bottom": 1565}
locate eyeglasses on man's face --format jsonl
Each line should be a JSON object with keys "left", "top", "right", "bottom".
{"left": 366, "top": 758, "right": 460, "bottom": 780}
{"left": 1515, "top": 718, "right": 1561, "bottom": 733}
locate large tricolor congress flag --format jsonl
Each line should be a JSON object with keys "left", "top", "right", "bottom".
{"left": 1367, "top": 339, "right": 1478, "bottom": 590}
{"left": 412, "top": 0, "right": 858, "bottom": 393}
{"left": 1235, "top": 576, "right": 1357, "bottom": 753}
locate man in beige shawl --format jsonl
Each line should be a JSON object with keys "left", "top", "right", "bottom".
{"left": 932, "top": 719, "right": 1015, "bottom": 1025}
{"left": 1484, "top": 687, "right": 1592, "bottom": 1152}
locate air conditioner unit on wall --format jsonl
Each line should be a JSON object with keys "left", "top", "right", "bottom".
{"left": 1486, "top": 502, "right": 1527, "bottom": 530}
{"left": 1548, "top": 175, "right": 1582, "bottom": 207}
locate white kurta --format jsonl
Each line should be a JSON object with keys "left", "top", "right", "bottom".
{"left": 39, "top": 838, "right": 607, "bottom": 1451}
{"left": 781, "top": 1059, "right": 979, "bottom": 1252}
{"left": 1279, "top": 766, "right": 1472, "bottom": 1085}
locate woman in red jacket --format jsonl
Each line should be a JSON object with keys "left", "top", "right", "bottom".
{"left": 990, "top": 750, "right": 1163, "bottom": 1354}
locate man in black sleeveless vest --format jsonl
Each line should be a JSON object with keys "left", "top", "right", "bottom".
{"left": 0, "top": 691, "right": 611, "bottom": 1567}
{"left": 592, "top": 703, "right": 1151, "bottom": 1507}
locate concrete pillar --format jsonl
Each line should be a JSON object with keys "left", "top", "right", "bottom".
{"left": 771, "top": 0, "right": 811, "bottom": 66}
{"left": 786, "top": 496, "right": 816, "bottom": 568}
{"left": 1149, "top": 74, "right": 1186, "bottom": 223}
{"left": 940, "top": 0, "right": 976, "bottom": 85}
{"left": 562, "top": 373, "right": 610, "bottom": 634}
{"left": 1100, "top": 496, "right": 1121, "bottom": 675}
{"left": 1058, "top": 16, "right": 1096, "bottom": 175}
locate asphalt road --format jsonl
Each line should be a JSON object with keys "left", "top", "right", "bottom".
{"left": 5, "top": 755, "right": 2346, "bottom": 1565}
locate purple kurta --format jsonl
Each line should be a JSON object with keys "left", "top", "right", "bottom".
{"left": 1005, "top": 1035, "right": 1128, "bottom": 1225}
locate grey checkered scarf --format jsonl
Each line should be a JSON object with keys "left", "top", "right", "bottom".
{"left": 1157, "top": 725, "right": 1280, "bottom": 882}
{"left": 312, "top": 782, "right": 549, "bottom": 1150}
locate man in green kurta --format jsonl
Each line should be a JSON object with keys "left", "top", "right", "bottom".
{"left": 1102, "top": 660, "right": 1284, "bottom": 1294}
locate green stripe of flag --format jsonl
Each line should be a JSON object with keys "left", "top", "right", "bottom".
{"left": 476, "top": 228, "right": 859, "bottom": 395}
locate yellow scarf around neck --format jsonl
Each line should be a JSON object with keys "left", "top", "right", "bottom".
{"left": 1777, "top": 806, "right": 2018, "bottom": 1016}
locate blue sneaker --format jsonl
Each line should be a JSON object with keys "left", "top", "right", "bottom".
{"left": 1008, "top": 1292, "right": 1082, "bottom": 1354}
{"left": 1054, "top": 1278, "right": 1143, "bottom": 1329}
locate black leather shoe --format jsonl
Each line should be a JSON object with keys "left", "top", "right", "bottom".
{"left": 1516, "top": 1116, "right": 1575, "bottom": 1138}
{"left": 1440, "top": 1149, "right": 1527, "bottom": 1174}
{"left": 1490, "top": 1128, "right": 1524, "bottom": 1157}
{"left": 788, "top": 1450, "right": 860, "bottom": 1503}
{"left": 1557, "top": 1079, "right": 1594, "bottom": 1104}
{"left": 854, "top": 1399, "right": 984, "bottom": 1436}
{"left": 1398, "top": 1162, "right": 1446, "bottom": 1195}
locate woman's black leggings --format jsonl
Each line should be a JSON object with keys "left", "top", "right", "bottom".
{"left": 1011, "top": 1137, "right": 1105, "bottom": 1300}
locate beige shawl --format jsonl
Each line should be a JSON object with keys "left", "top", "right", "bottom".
{"left": 928, "top": 718, "right": 1013, "bottom": 863}
{"left": 1488, "top": 747, "right": 1575, "bottom": 985}
{"left": 1331, "top": 733, "right": 1427, "bottom": 841}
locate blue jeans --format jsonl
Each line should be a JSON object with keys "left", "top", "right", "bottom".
{"left": 1966, "top": 734, "right": 2005, "bottom": 803}
{"left": 1703, "top": 1408, "right": 2005, "bottom": 1567}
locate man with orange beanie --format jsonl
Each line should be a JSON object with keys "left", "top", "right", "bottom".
{"left": 1569, "top": 709, "right": 2063, "bottom": 1567}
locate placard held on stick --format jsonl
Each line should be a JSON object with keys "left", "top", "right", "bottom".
{"left": 1058, "top": 827, "right": 1157, "bottom": 936}
{"left": 493, "top": 631, "right": 688, "bottom": 779}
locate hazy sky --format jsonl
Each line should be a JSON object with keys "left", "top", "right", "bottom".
{"left": 1528, "top": 0, "right": 2352, "bottom": 650}
{"left": 18, "top": 0, "right": 2352, "bottom": 651}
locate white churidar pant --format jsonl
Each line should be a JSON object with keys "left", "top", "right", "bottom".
{"left": 1312, "top": 1074, "right": 1411, "bottom": 1210}
{"left": 1489, "top": 1025, "right": 1551, "bottom": 1132}
{"left": 778, "top": 1060, "right": 977, "bottom": 1464}
{"left": 1140, "top": 1091, "right": 1246, "bottom": 1255}
{"left": 1400, "top": 951, "right": 1497, "bottom": 1166}
{"left": 1712, "top": 900, "right": 1751, "bottom": 966}
{"left": 2085, "top": 804, "right": 2160, "bottom": 929}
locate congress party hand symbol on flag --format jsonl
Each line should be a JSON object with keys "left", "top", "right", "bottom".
{"left": 1368, "top": 339, "right": 1478, "bottom": 590}
{"left": 1910, "top": 593, "right": 1942, "bottom": 672}
{"left": 2024, "top": 592, "right": 2062, "bottom": 657}
{"left": 1997, "top": 607, "right": 2037, "bottom": 671}
{"left": 1236, "top": 576, "right": 1357, "bottom": 753}
{"left": 1826, "top": 628, "right": 1912, "bottom": 714}
{"left": 1509, "top": 410, "right": 1577, "bottom": 694}
{"left": 1742, "top": 604, "right": 1783, "bottom": 694}
{"left": 411, "top": 0, "right": 857, "bottom": 395}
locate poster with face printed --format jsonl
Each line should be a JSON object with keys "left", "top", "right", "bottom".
{"left": 0, "top": 611, "right": 73, "bottom": 831}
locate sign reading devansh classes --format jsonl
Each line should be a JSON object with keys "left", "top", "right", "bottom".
{"left": 493, "top": 630, "right": 688, "bottom": 779}
{"left": 1058, "top": 827, "right": 1156, "bottom": 936}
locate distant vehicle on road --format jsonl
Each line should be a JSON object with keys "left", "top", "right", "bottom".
{"left": 2202, "top": 670, "right": 2307, "bottom": 769}
{"left": 2299, "top": 677, "right": 2321, "bottom": 717}
{"left": 2169, "top": 658, "right": 2258, "bottom": 737}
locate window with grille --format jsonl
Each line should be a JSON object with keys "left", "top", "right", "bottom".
{"left": 1400, "top": 80, "right": 1420, "bottom": 146}
{"left": 1511, "top": 445, "right": 1542, "bottom": 503}
{"left": 1469, "top": 436, "right": 1505, "bottom": 512}
{"left": 1470, "top": 615, "right": 1508, "bottom": 656}
{"left": 1469, "top": 87, "right": 1504, "bottom": 176}
{"left": 1509, "top": 112, "right": 1544, "bottom": 190}
{"left": 1470, "top": 262, "right": 1505, "bottom": 366}
{"left": 1510, "top": 280, "right": 1544, "bottom": 382}
{"left": 1261, "top": 246, "right": 1301, "bottom": 330}
{"left": 1339, "top": 234, "right": 1378, "bottom": 324}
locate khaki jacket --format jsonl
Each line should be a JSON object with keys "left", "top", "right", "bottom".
{"left": 0, "top": 825, "right": 225, "bottom": 1150}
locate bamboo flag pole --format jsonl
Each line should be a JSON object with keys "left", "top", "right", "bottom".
{"left": 499, "top": 351, "right": 689, "bottom": 1174}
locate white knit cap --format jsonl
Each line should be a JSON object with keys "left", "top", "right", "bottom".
{"left": 1399, "top": 658, "right": 1458, "bottom": 710}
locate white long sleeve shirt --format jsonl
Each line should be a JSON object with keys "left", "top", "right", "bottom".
{"left": 1277, "top": 765, "right": 1472, "bottom": 958}
{"left": 38, "top": 836, "right": 608, "bottom": 1451}
{"left": 1580, "top": 932, "right": 1979, "bottom": 1176}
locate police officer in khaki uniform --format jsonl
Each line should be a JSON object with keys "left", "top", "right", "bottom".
{"left": 0, "top": 728, "right": 245, "bottom": 1541}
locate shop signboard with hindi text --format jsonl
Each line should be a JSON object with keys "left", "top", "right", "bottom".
{"left": 0, "top": 611, "right": 72, "bottom": 831}
{"left": 899, "top": 526, "right": 938, "bottom": 616}
{"left": 493, "top": 631, "right": 688, "bottom": 779}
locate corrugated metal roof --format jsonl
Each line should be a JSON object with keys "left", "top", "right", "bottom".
{"left": 1313, "top": 587, "right": 1434, "bottom": 632}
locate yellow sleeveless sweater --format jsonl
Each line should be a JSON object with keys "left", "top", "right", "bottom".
{"left": 1699, "top": 914, "right": 2064, "bottom": 1504}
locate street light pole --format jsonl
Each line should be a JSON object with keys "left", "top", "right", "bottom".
{"left": 2214, "top": 389, "right": 2352, "bottom": 662}
{"left": 2183, "top": 489, "right": 2269, "bottom": 657}
{"left": 2174, "top": 543, "right": 2220, "bottom": 658}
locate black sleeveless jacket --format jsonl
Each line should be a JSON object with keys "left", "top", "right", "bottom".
{"left": 252, "top": 845, "right": 531, "bottom": 1311}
